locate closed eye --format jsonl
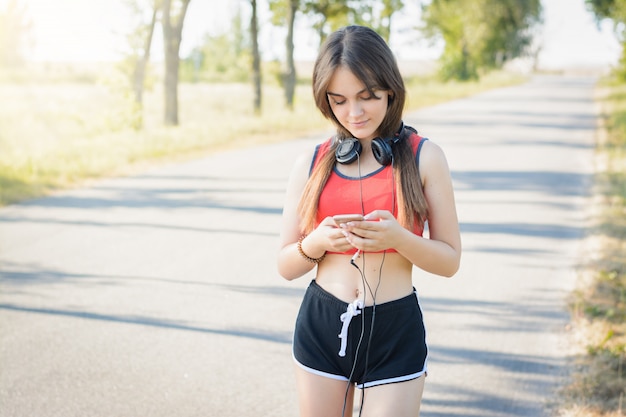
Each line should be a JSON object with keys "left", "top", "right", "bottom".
{"left": 327, "top": 93, "right": 345, "bottom": 105}
{"left": 362, "top": 90, "right": 383, "bottom": 100}
{"left": 327, "top": 89, "right": 382, "bottom": 105}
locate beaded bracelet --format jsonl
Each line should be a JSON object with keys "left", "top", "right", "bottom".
{"left": 297, "top": 235, "right": 326, "bottom": 264}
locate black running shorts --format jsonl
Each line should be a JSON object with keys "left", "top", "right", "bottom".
{"left": 293, "top": 280, "right": 428, "bottom": 388}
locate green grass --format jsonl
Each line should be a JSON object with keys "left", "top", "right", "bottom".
{"left": 0, "top": 68, "right": 526, "bottom": 206}
{"left": 558, "top": 79, "right": 626, "bottom": 417}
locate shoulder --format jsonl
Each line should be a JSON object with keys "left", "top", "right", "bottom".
{"left": 417, "top": 139, "right": 452, "bottom": 185}
{"left": 291, "top": 137, "right": 333, "bottom": 178}
{"left": 314, "top": 137, "right": 334, "bottom": 160}
{"left": 404, "top": 130, "right": 445, "bottom": 163}
{"left": 406, "top": 132, "right": 428, "bottom": 155}
{"left": 293, "top": 148, "right": 316, "bottom": 175}
{"left": 308, "top": 137, "right": 334, "bottom": 172}
{"left": 419, "top": 137, "right": 444, "bottom": 159}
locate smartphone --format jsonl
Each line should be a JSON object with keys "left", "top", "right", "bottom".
{"left": 333, "top": 214, "right": 364, "bottom": 225}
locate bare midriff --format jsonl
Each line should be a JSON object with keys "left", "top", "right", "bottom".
{"left": 315, "top": 252, "right": 414, "bottom": 306}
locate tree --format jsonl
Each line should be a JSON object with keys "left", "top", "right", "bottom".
{"left": 586, "top": 0, "right": 626, "bottom": 80}
{"left": 162, "top": 0, "right": 191, "bottom": 126}
{"left": 421, "top": 0, "right": 542, "bottom": 81}
{"left": 120, "top": 0, "right": 160, "bottom": 129}
{"left": 480, "top": 0, "right": 542, "bottom": 68}
{"left": 379, "top": 0, "right": 404, "bottom": 42}
{"left": 300, "top": 0, "right": 404, "bottom": 46}
{"left": 586, "top": 0, "right": 626, "bottom": 21}
{"left": 302, "top": 0, "right": 350, "bottom": 45}
{"left": 284, "top": 0, "right": 298, "bottom": 109}
{"left": 349, "top": 0, "right": 404, "bottom": 43}
{"left": 269, "top": 0, "right": 299, "bottom": 109}
{"left": 250, "top": 0, "right": 262, "bottom": 114}
{"left": 181, "top": 10, "right": 250, "bottom": 83}
{"left": 270, "top": 0, "right": 405, "bottom": 108}
{"left": 0, "top": 0, "right": 32, "bottom": 68}
{"left": 132, "top": 1, "right": 159, "bottom": 108}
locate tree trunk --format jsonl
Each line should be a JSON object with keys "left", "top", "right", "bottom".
{"left": 284, "top": 0, "right": 297, "bottom": 110}
{"left": 250, "top": 0, "right": 262, "bottom": 114}
{"left": 133, "top": 5, "right": 158, "bottom": 107}
{"left": 162, "top": 0, "right": 191, "bottom": 126}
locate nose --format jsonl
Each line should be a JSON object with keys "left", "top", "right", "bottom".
{"left": 349, "top": 101, "right": 363, "bottom": 118}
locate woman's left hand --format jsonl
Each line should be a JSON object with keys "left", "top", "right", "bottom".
{"left": 339, "top": 210, "right": 404, "bottom": 253}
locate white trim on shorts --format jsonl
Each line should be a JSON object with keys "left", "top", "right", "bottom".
{"left": 358, "top": 367, "right": 427, "bottom": 389}
{"left": 292, "top": 352, "right": 428, "bottom": 389}
{"left": 292, "top": 352, "right": 349, "bottom": 382}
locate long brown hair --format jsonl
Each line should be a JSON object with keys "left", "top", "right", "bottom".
{"left": 298, "top": 26, "right": 429, "bottom": 234}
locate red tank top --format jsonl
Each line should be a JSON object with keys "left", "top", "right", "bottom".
{"left": 310, "top": 132, "right": 427, "bottom": 254}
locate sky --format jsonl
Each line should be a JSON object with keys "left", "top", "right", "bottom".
{"left": 5, "top": 0, "right": 622, "bottom": 70}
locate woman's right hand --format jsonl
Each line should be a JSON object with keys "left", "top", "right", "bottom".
{"left": 310, "top": 216, "right": 357, "bottom": 254}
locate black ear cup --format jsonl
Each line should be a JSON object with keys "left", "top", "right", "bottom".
{"left": 335, "top": 138, "right": 362, "bottom": 165}
{"left": 335, "top": 123, "right": 407, "bottom": 166}
{"left": 371, "top": 138, "right": 394, "bottom": 166}
{"left": 336, "top": 137, "right": 394, "bottom": 166}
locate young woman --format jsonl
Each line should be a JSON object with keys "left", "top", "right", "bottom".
{"left": 277, "top": 25, "right": 461, "bottom": 417}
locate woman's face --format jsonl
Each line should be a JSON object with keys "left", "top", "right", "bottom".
{"left": 326, "top": 66, "right": 390, "bottom": 141}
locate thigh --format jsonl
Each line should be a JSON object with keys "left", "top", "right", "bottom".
{"left": 294, "top": 365, "right": 355, "bottom": 417}
{"left": 358, "top": 376, "right": 425, "bottom": 417}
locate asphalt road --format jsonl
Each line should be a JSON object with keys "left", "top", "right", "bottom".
{"left": 0, "top": 74, "right": 597, "bottom": 417}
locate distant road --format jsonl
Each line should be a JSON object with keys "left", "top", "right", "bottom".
{"left": 0, "top": 75, "right": 596, "bottom": 416}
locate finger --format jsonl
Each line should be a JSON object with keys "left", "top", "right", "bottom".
{"left": 349, "top": 221, "right": 380, "bottom": 235}
{"left": 337, "top": 230, "right": 356, "bottom": 246}
{"left": 321, "top": 216, "right": 340, "bottom": 227}
{"left": 364, "top": 210, "right": 390, "bottom": 221}
{"left": 345, "top": 230, "right": 367, "bottom": 245}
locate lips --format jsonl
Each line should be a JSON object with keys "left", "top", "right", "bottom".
{"left": 349, "top": 120, "right": 368, "bottom": 129}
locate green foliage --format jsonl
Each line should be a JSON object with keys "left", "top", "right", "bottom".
{"left": 421, "top": 0, "right": 479, "bottom": 80}
{"left": 421, "top": 0, "right": 541, "bottom": 81}
{"left": 301, "top": 0, "right": 350, "bottom": 43}
{"left": 586, "top": 0, "right": 626, "bottom": 83}
{"left": 613, "top": 42, "right": 626, "bottom": 82}
{"left": 586, "top": 0, "right": 626, "bottom": 24}
{"left": 268, "top": 0, "right": 297, "bottom": 25}
{"left": 180, "top": 9, "right": 252, "bottom": 83}
{"left": 583, "top": 269, "right": 626, "bottom": 322}
{"left": 347, "top": 0, "right": 404, "bottom": 42}
{"left": 299, "top": 0, "right": 406, "bottom": 44}
{"left": 181, "top": 34, "right": 251, "bottom": 83}
{"left": 270, "top": 0, "right": 406, "bottom": 46}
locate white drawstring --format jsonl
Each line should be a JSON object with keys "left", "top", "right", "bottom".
{"left": 338, "top": 299, "right": 363, "bottom": 357}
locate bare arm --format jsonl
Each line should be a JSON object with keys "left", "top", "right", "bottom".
{"left": 277, "top": 150, "right": 356, "bottom": 280}
{"left": 277, "top": 152, "right": 317, "bottom": 280}
{"left": 397, "top": 140, "right": 461, "bottom": 276}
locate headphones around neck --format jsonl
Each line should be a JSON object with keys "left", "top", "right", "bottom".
{"left": 335, "top": 123, "right": 408, "bottom": 166}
